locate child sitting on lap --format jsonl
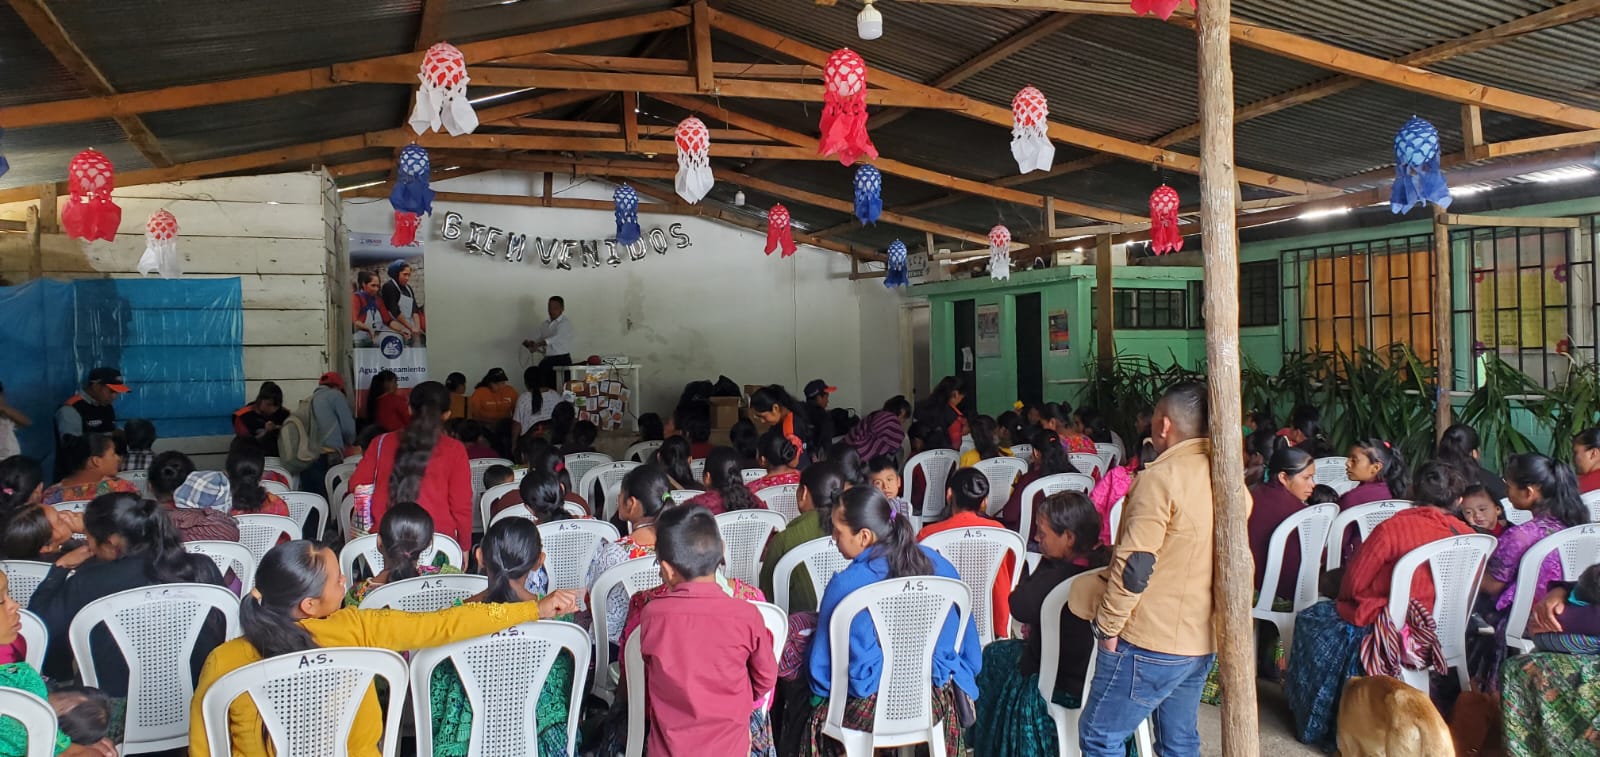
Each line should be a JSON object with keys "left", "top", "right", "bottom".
{"left": 1534, "top": 564, "right": 1600, "bottom": 654}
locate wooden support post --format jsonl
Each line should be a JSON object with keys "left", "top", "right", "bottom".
{"left": 1196, "top": 0, "right": 1259, "bottom": 753}
{"left": 622, "top": 92, "right": 641, "bottom": 153}
{"left": 691, "top": 1, "right": 715, "bottom": 92}
{"left": 35, "top": 183, "right": 58, "bottom": 234}
{"left": 1096, "top": 233, "right": 1114, "bottom": 367}
{"left": 1434, "top": 212, "right": 1455, "bottom": 439}
{"left": 542, "top": 172, "right": 555, "bottom": 207}
{"left": 1462, "top": 105, "right": 1487, "bottom": 161}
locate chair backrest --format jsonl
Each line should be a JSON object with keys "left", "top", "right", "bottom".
{"left": 565, "top": 452, "right": 616, "bottom": 494}
{"left": 70, "top": 583, "right": 241, "bottom": 753}
{"left": 741, "top": 468, "right": 768, "bottom": 484}
{"left": 338, "top": 533, "right": 464, "bottom": 587}
{"left": 185, "top": 540, "right": 257, "bottom": 595}
{"left": 822, "top": 577, "right": 971, "bottom": 740}
{"left": 971, "top": 456, "right": 1029, "bottom": 517}
{"left": 904, "top": 449, "right": 960, "bottom": 521}
{"left": 1386, "top": 534, "right": 1495, "bottom": 664}
{"left": 772, "top": 536, "right": 851, "bottom": 613}
{"left": 1504, "top": 523, "right": 1600, "bottom": 652}
{"left": 1095, "top": 442, "right": 1122, "bottom": 468}
{"left": 235, "top": 514, "right": 300, "bottom": 566}
{"left": 1109, "top": 498, "right": 1126, "bottom": 543}
{"left": 262, "top": 462, "right": 297, "bottom": 490}
{"left": 18, "top": 609, "right": 46, "bottom": 670}
{"left": 1330, "top": 479, "right": 1360, "bottom": 496}
{"left": 1313, "top": 456, "right": 1352, "bottom": 486}
{"left": 752, "top": 600, "right": 788, "bottom": 667}
{"left": 276, "top": 491, "right": 329, "bottom": 540}
{"left": 669, "top": 489, "right": 703, "bottom": 505}
{"left": 53, "top": 499, "right": 90, "bottom": 514}
{"left": 411, "top": 620, "right": 591, "bottom": 757}
{"left": 717, "top": 509, "right": 789, "bottom": 584}
{"left": 1008, "top": 444, "right": 1033, "bottom": 462}
{"left": 325, "top": 462, "right": 358, "bottom": 506}
{"left": 562, "top": 501, "right": 587, "bottom": 518}
{"left": 199, "top": 646, "right": 408, "bottom": 757}
{"left": 0, "top": 560, "right": 52, "bottom": 607}
{"left": 1037, "top": 568, "right": 1104, "bottom": 709}
{"left": 537, "top": 520, "right": 621, "bottom": 595}
{"left": 581, "top": 461, "right": 641, "bottom": 520}
{"left": 624, "top": 440, "right": 663, "bottom": 463}
{"left": 689, "top": 458, "right": 707, "bottom": 481}
{"left": 1324, "top": 499, "right": 1412, "bottom": 570}
{"left": 1501, "top": 498, "right": 1533, "bottom": 526}
{"left": 1583, "top": 490, "right": 1600, "bottom": 523}
{"left": 358, "top": 573, "right": 489, "bottom": 612}
{"left": 754, "top": 483, "right": 802, "bottom": 523}
{"left": 261, "top": 479, "right": 291, "bottom": 495}
{"left": 122, "top": 469, "right": 152, "bottom": 499}
{"left": 1016, "top": 473, "right": 1096, "bottom": 547}
{"left": 479, "top": 482, "right": 520, "bottom": 532}
{"left": 1255, "top": 504, "right": 1338, "bottom": 613}
{"left": 0, "top": 687, "right": 57, "bottom": 757}
{"left": 958, "top": 434, "right": 975, "bottom": 455}
{"left": 1067, "top": 453, "right": 1104, "bottom": 479}
{"left": 589, "top": 557, "right": 665, "bottom": 701}
{"left": 488, "top": 503, "right": 533, "bottom": 528}
{"left": 921, "top": 526, "right": 1024, "bottom": 645}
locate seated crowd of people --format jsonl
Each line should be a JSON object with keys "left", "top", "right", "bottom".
{"left": 2, "top": 368, "right": 1597, "bottom": 756}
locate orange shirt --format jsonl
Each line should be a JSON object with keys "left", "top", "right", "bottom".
{"left": 919, "top": 510, "right": 1014, "bottom": 640}
{"left": 468, "top": 384, "right": 518, "bottom": 423}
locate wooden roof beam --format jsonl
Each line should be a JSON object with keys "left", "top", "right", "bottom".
{"left": 496, "top": 53, "right": 820, "bottom": 80}
{"left": 7, "top": 0, "right": 172, "bottom": 167}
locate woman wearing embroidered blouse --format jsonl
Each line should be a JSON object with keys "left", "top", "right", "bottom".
{"left": 188, "top": 540, "right": 576, "bottom": 757}
{"left": 0, "top": 571, "right": 119, "bottom": 757}
{"left": 800, "top": 486, "right": 981, "bottom": 757}
{"left": 584, "top": 464, "right": 671, "bottom": 647}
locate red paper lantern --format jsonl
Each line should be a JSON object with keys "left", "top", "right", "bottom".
{"left": 1149, "top": 185, "right": 1182, "bottom": 255}
{"left": 1131, "top": 0, "right": 1193, "bottom": 20}
{"left": 819, "top": 49, "right": 878, "bottom": 166}
{"left": 138, "top": 209, "right": 180, "bottom": 278}
{"left": 62, "top": 149, "right": 122, "bottom": 242}
{"left": 765, "top": 204, "right": 797, "bottom": 258}
{"left": 1011, "top": 86, "right": 1054, "bottom": 174}
{"left": 675, "top": 117, "right": 714, "bottom": 204}
{"left": 989, "top": 225, "right": 1012, "bottom": 281}
{"left": 408, "top": 42, "right": 478, "bottom": 135}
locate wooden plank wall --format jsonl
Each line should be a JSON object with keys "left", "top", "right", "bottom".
{"left": 0, "top": 171, "right": 338, "bottom": 468}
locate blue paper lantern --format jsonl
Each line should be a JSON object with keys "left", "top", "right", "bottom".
{"left": 885, "top": 239, "right": 909, "bottom": 289}
{"left": 0, "top": 128, "right": 8, "bottom": 179}
{"left": 854, "top": 165, "right": 882, "bottom": 225}
{"left": 614, "top": 185, "right": 641, "bottom": 246}
{"left": 389, "top": 144, "right": 436, "bottom": 216}
{"left": 1390, "top": 116, "right": 1451, "bottom": 214}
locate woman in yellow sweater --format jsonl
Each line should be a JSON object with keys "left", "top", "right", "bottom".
{"left": 188, "top": 540, "right": 577, "bottom": 757}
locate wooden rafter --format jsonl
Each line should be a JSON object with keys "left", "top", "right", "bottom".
{"left": 7, "top": 0, "right": 172, "bottom": 167}
{"left": 386, "top": 0, "right": 451, "bottom": 186}
{"left": 497, "top": 53, "right": 819, "bottom": 80}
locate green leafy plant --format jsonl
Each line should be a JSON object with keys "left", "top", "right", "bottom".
{"left": 1528, "top": 357, "right": 1600, "bottom": 464}
{"left": 1454, "top": 354, "right": 1542, "bottom": 466}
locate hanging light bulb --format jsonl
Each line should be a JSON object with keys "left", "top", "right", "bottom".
{"left": 858, "top": 0, "right": 883, "bottom": 40}
{"left": 733, "top": 190, "right": 746, "bottom": 206}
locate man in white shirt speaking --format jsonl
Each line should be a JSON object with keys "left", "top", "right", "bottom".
{"left": 523, "top": 295, "right": 576, "bottom": 369}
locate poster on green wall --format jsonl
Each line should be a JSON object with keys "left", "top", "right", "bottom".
{"left": 1049, "top": 310, "right": 1070, "bottom": 353}
{"left": 977, "top": 304, "right": 1001, "bottom": 356}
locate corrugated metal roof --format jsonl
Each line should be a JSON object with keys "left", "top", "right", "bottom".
{"left": 1, "top": 120, "right": 152, "bottom": 188}
{"left": 1430, "top": 17, "right": 1600, "bottom": 109}
{"left": 138, "top": 85, "right": 403, "bottom": 163}
{"left": 1231, "top": 0, "right": 1562, "bottom": 60}
{"left": 0, "top": 3, "right": 90, "bottom": 107}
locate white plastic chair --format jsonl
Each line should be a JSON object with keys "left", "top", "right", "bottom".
{"left": 198, "top": 646, "right": 408, "bottom": 757}
{"left": 235, "top": 514, "right": 299, "bottom": 566}
{"left": 1313, "top": 456, "right": 1352, "bottom": 488}
{"left": 489, "top": 504, "right": 535, "bottom": 528}
{"left": 344, "top": 453, "right": 363, "bottom": 464}
{"left": 772, "top": 536, "right": 851, "bottom": 613}
{"left": 1330, "top": 479, "right": 1360, "bottom": 496}
{"left": 1324, "top": 499, "right": 1412, "bottom": 571}
{"left": 338, "top": 532, "right": 463, "bottom": 588}
{"left": 276, "top": 491, "right": 329, "bottom": 540}
{"left": 0, "top": 687, "right": 57, "bottom": 757}
{"left": 1253, "top": 504, "right": 1337, "bottom": 655}
{"left": 325, "top": 462, "right": 358, "bottom": 506}
{"left": 358, "top": 573, "right": 488, "bottom": 612}
{"left": 1108, "top": 498, "right": 1126, "bottom": 543}
{"left": 819, "top": 576, "right": 971, "bottom": 755}
{"left": 337, "top": 493, "right": 357, "bottom": 539}
{"left": 71, "top": 583, "right": 241, "bottom": 754}
{"left": 185, "top": 540, "right": 257, "bottom": 595}
{"left": 589, "top": 557, "right": 664, "bottom": 703}
{"left": 1068, "top": 453, "right": 1104, "bottom": 479}
{"left": 1504, "top": 523, "right": 1600, "bottom": 653}
{"left": 538, "top": 520, "right": 620, "bottom": 598}
{"left": 262, "top": 461, "right": 297, "bottom": 490}
{"left": 122, "top": 469, "right": 152, "bottom": 499}
{"left": 624, "top": 440, "right": 663, "bottom": 463}
{"left": 623, "top": 602, "right": 786, "bottom": 757}
{"left": 1036, "top": 568, "right": 1155, "bottom": 757}
{"left": 565, "top": 452, "right": 615, "bottom": 494}
{"left": 1094, "top": 442, "right": 1122, "bottom": 468}
{"left": 261, "top": 479, "right": 291, "bottom": 495}
{"left": 581, "top": 461, "right": 641, "bottom": 520}
{"left": 1386, "top": 533, "right": 1496, "bottom": 692}
{"left": 470, "top": 457, "right": 516, "bottom": 505}
{"left": 669, "top": 489, "right": 703, "bottom": 505}
{"left": 971, "top": 456, "right": 1028, "bottom": 516}
{"left": 18, "top": 609, "right": 45, "bottom": 670}
{"left": 689, "top": 458, "right": 707, "bottom": 481}
{"left": 1008, "top": 444, "right": 1033, "bottom": 462}
{"left": 479, "top": 481, "right": 520, "bottom": 532}
{"left": 1017, "top": 473, "right": 1096, "bottom": 547}
{"left": 922, "top": 526, "right": 1024, "bottom": 645}
{"left": 52, "top": 499, "right": 90, "bottom": 514}
{"left": 0, "top": 560, "right": 52, "bottom": 607}
{"left": 741, "top": 468, "right": 768, "bottom": 484}
{"left": 717, "top": 509, "right": 788, "bottom": 584}
{"left": 1502, "top": 497, "right": 1533, "bottom": 526}
{"left": 1582, "top": 490, "right": 1600, "bottom": 523}
{"left": 958, "top": 434, "right": 975, "bottom": 455}
{"left": 411, "top": 620, "right": 591, "bottom": 757}
{"left": 904, "top": 449, "right": 960, "bottom": 523}
{"left": 754, "top": 483, "right": 802, "bottom": 523}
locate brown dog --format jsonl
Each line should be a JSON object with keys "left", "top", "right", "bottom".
{"left": 1336, "top": 676, "right": 1454, "bottom": 756}
{"left": 1448, "top": 690, "right": 1505, "bottom": 757}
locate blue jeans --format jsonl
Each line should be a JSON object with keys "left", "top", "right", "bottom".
{"left": 1079, "top": 639, "right": 1214, "bottom": 757}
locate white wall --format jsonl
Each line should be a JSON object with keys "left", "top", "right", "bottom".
{"left": 342, "top": 171, "right": 904, "bottom": 415}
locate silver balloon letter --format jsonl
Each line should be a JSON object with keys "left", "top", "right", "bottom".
{"left": 579, "top": 240, "right": 601, "bottom": 268}
{"left": 484, "top": 227, "right": 504, "bottom": 258}
{"left": 465, "top": 222, "right": 488, "bottom": 254}
{"left": 628, "top": 240, "right": 647, "bottom": 261}
{"left": 441, "top": 211, "right": 463, "bottom": 240}
{"left": 604, "top": 239, "right": 622, "bottom": 267}
{"left": 670, "top": 222, "right": 691, "bottom": 248}
{"left": 532, "top": 237, "right": 556, "bottom": 266}
{"left": 556, "top": 240, "right": 575, "bottom": 270}
{"left": 648, "top": 227, "right": 669, "bottom": 255}
{"left": 506, "top": 233, "right": 528, "bottom": 263}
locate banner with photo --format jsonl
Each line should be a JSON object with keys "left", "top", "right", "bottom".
{"left": 349, "top": 231, "right": 428, "bottom": 411}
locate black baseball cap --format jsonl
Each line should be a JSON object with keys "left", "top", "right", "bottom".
{"left": 86, "top": 367, "right": 130, "bottom": 393}
{"left": 804, "top": 379, "right": 837, "bottom": 399}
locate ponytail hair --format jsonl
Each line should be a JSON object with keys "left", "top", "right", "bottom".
{"left": 1505, "top": 453, "right": 1589, "bottom": 528}
{"left": 241, "top": 541, "right": 326, "bottom": 659}
{"left": 1031, "top": 429, "right": 1073, "bottom": 476}
{"left": 146, "top": 451, "right": 195, "bottom": 504}
{"left": 1435, "top": 423, "right": 1483, "bottom": 475}
{"left": 479, "top": 518, "right": 543, "bottom": 603}
{"left": 377, "top": 502, "right": 434, "bottom": 581}
{"left": 620, "top": 464, "right": 672, "bottom": 519}
{"left": 799, "top": 460, "right": 847, "bottom": 520}
{"left": 82, "top": 492, "right": 203, "bottom": 584}
{"left": 824, "top": 442, "right": 867, "bottom": 486}
{"left": 226, "top": 438, "right": 270, "bottom": 514}
{"left": 968, "top": 416, "right": 1002, "bottom": 460}
{"left": 389, "top": 381, "right": 449, "bottom": 506}
{"left": 757, "top": 429, "right": 798, "bottom": 470}
{"left": 838, "top": 486, "right": 932, "bottom": 579}
{"left": 946, "top": 467, "right": 990, "bottom": 513}
{"left": 705, "top": 447, "right": 762, "bottom": 512}
{"left": 1354, "top": 438, "right": 1410, "bottom": 498}
{"left": 518, "top": 469, "right": 570, "bottom": 522}
{"left": 0, "top": 455, "right": 44, "bottom": 517}
{"left": 655, "top": 436, "right": 696, "bottom": 489}
{"left": 1266, "top": 444, "right": 1314, "bottom": 485}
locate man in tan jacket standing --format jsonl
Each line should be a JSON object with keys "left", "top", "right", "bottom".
{"left": 1076, "top": 381, "right": 1215, "bottom": 756}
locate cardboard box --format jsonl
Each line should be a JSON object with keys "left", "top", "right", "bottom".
{"left": 710, "top": 396, "right": 741, "bottom": 429}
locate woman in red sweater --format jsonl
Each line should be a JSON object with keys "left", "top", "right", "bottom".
{"left": 348, "top": 381, "right": 472, "bottom": 546}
